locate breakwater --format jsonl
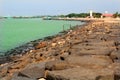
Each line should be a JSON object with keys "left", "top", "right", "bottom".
{"left": 0, "top": 20, "right": 120, "bottom": 80}
{"left": 0, "top": 18, "right": 83, "bottom": 54}
{"left": 0, "top": 23, "right": 86, "bottom": 64}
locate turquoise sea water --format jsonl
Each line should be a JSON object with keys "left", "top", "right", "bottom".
{"left": 0, "top": 18, "right": 84, "bottom": 54}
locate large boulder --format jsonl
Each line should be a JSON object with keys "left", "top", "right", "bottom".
{"left": 112, "top": 63, "right": 120, "bottom": 80}
{"left": 65, "top": 55, "right": 112, "bottom": 68}
{"left": 69, "top": 41, "right": 115, "bottom": 55}
{"left": 0, "top": 66, "right": 8, "bottom": 78}
{"left": 12, "top": 76, "right": 35, "bottom": 80}
{"left": 45, "top": 60, "right": 70, "bottom": 71}
{"left": 17, "top": 62, "right": 45, "bottom": 79}
{"left": 110, "top": 50, "right": 120, "bottom": 62}
{"left": 66, "top": 55, "right": 112, "bottom": 68}
{"left": 46, "top": 67, "right": 114, "bottom": 80}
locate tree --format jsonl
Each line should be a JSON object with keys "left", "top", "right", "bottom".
{"left": 113, "top": 12, "right": 119, "bottom": 18}
{"left": 66, "top": 13, "right": 76, "bottom": 18}
{"left": 93, "top": 12, "right": 102, "bottom": 18}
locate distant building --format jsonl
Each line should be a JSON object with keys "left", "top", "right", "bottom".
{"left": 102, "top": 13, "right": 113, "bottom": 18}
{"left": 101, "top": 11, "right": 113, "bottom": 18}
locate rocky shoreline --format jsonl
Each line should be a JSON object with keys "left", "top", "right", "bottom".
{"left": 0, "top": 23, "right": 86, "bottom": 64}
{"left": 0, "top": 20, "right": 120, "bottom": 80}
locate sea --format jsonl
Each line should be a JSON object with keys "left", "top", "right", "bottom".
{"left": 0, "top": 18, "right": 84, "bottom": 55}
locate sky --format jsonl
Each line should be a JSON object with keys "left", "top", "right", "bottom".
{"left": 0, "top": 0, "right": 120, "bottom": 16}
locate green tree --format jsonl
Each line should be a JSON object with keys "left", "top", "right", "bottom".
{"left": 93, "top": 12, "right": 102, "bottom": 18}
{"left": 113, "top": 12, "right": 119, "bottom": 18}
{"left": 66, "top": 13, "right": 77, "bottom": 18}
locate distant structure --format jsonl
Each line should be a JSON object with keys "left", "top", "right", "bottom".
{"left": 89, "top": 10, "right": 93, "bottom": 18}
{"left": 101, "top": 11, "right": 113, "bottom": 18}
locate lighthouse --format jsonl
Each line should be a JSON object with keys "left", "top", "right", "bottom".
{"left": 90, "top": 10, "right": 93, "bottom": 18}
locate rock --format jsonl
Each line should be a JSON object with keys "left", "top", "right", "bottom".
{"left": 65, "top": 55, "right": 112, "bottom": 68}
{"left": 60, "top": 52, "right": 70, "bottom": 61}
{"left": 112, "top": 63, "right": 120, "bottom": 80}
{"left": 110, "top": 50, "right": 120, "bottom": 61}
{"left": 46, "top": 67, "right": 114, "bottom": 80}
{"left": 35, "top": 42, "right": 47, "bottom": 49}
{"left": 70, "top": 48, "right": 113, "bottom": 55}
{"left": 51, "top": 43, "right": 57, "bottom": 47}
{"left": 12, "top": 76, "right": 35, "bottom": 80}
{"left": 18, "top": 62, "right": 45, "bottom": 79}
{"left": 0, "top": 66, "right": 8, "bottom": 78}
{"left": 9, "top": 58, "right": 30, "bottom": 70}
{"left": 0, "top": 56, "right": 12, "bottom": 64}
{"left": 69, "top": 40, "right": 116, "bottom": 56}
{"left": 0, "top": 76, "right": 12, "bottom": 80}
{"left": 45, "top": 60, "right": 69, "bottom": 71}
{"left": 38, "top": 78, "right": 46, "bottom": 80}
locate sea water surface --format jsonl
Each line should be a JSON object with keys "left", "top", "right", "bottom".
{"left": 0, "top": 18, "right": 84, "bottom": 55}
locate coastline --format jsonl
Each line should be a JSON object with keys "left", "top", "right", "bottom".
{"left": 0, "top": 18, "right": 120, "bottom": 80}
{"left": 0, "top": 21, "right": 87, "bottom": 64}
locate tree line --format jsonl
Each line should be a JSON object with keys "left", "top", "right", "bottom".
{"left": 59, "top": 12, "right": 120, "bottom": 18}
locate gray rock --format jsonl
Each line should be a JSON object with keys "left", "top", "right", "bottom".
{"left": 110, "top": 50, "right": 120, "bottom": 62}
{"left": 113, "top": 63, "right": 120, "bottom": 80}
{"left": 0, "top": 66, "right": 8, "bottom": 78}
{"left": 18, "top": 62, "right": 45, "bottom": 79}
{"left": 12, "top": 76, "right": 35, "bottom": 80}
{"left": 45, "top": 60, "right": 69, "bottom": 71}
{"left": 46, "top": 67, "right": 114, "bottom": 80}
{"left": 65, "top": 55, "right": 112, "bottom": 68}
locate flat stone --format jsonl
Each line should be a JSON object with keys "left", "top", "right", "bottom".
{"left": 70, "top": 48, "right": 113, "bottom": 55}
{"left": 65, "top": 55, "right": 112, "bottom": 68}
{"left": 112, "top": 63, "right": 120, "bottom": 80}
{"left": 18, "top": 62, "right": 45, "bottom": 79}
{"left": 12, "top": 76, "right": 35, "bottom": 80}
{"left": 45, "top": 60, "right": 70, "bottom": 70}
{"left": 46, "top": 67, "right": 114, "bottom": 80}
{"left": 0, "top": 66, "right": 8, "bottom": 78}
{"left": 110, "top": 50, "right": 120, "bottom": 61}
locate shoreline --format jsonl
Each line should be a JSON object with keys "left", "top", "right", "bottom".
{"left": 0, "top": 21, "right": 88, "bottom": 64}
{"left": 0, "top": 19, "right": 120, "bottom": 80}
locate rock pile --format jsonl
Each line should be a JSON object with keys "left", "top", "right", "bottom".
{"left": 0, "top": 21, "right": 120, "bottom": 80}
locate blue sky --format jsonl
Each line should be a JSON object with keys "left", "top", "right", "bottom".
{"left": 0, "top": 0, "right": 120, "bottom": 16}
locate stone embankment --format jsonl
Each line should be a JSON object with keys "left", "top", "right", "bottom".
{"left": 0, "top": 21, "right": 120, "bottom": 80}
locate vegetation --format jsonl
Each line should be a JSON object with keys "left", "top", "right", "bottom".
{"left": 60, "top": 12, "right": 102, "bottom": 18}
{"left": 1, "top": 12, "right": 120, "bottom": 19}
{"left": 113, "top": 12, "right": 120, "bottom": 18}
{"left": 92, "top": 12, "right": 102, "bottom": 18}
{"left": 65, "top": 13, "right": 89, "bottom": 18}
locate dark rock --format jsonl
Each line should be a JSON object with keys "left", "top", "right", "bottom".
{"left": 0, "top": 56, "right": 12, "bottom": 64}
